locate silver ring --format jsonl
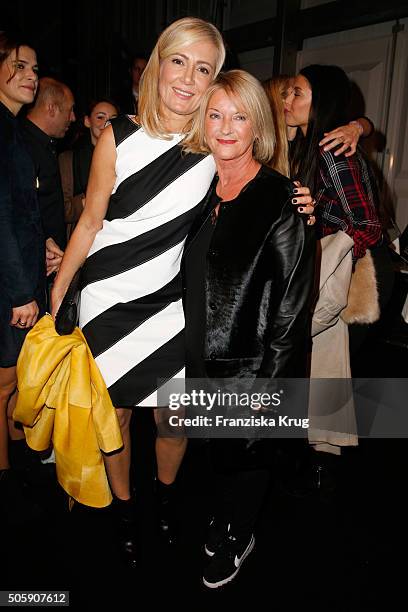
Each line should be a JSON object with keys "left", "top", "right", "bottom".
{"left": 17, "top": 320, "right": 27, "bottom": 327}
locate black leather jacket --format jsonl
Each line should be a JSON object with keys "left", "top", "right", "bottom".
{"left": 182, "top": 165, "right": 316, "bottom": 380}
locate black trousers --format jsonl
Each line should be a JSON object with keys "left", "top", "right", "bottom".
{"left": 209, "top": 439, "right": 273, "bottom": 539}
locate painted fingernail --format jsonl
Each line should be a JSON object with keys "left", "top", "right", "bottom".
{"left": 297, "top": 207, "right": 304, "bottom": 212}
{"left": 292, "top": 198, "right": 298, "bottom": 204}
{"left": 293, "top": 188, "right": 299, "bottom": 194}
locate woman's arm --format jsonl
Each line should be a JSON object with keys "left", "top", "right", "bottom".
{"left": 320, "top": 149, "right": 382, "bottom": 259}
{"left": 51, "top": 125, "right": 117, "bottom": 317}
{"left": 258, "top": 204, "right": 316, "bottom": 379}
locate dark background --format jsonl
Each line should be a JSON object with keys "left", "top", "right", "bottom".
{"left": 3, "top": 0, "right": 408, "bottom": 117}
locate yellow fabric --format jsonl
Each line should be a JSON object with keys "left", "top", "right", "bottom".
{"left": 14, "top": 315, "right": 123, "bottom": 508}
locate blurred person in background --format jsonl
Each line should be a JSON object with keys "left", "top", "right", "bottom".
{"left": 59, "top": 97, "right": 119, "bottom": 239}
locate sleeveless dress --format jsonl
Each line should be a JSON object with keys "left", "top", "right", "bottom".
{"left": 79, "top": 115, "right": 215, "bottom": 407}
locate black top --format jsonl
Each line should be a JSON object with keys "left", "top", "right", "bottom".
{"left": 183, "top": 165, "right": 316, "bottom": 380}
{"left": 113, "top": 88, "right": 138, "bottom": 115}
{"left": 20, "top": 117, "right": 66, "bottom": 249}
{"left": 0, "top": 101, "right": 46, "bottom": 366}
{"left": 72, "top": 133, "right": 94, "bottom": 196}
{"left": 184, "top": 190, "right": 218, "bottom": 378}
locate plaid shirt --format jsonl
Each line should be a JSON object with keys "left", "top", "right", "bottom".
{"left": 315, "top": 147, "right": 382, "bottom": 259}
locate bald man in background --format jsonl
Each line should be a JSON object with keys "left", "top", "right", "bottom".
{"left": 21, "top": 77, "right": 76, "bottom": 277}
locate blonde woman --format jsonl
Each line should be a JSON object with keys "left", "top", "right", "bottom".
{"left": 51, "top": 18, "right": 314, "bottom": 564}
{"left": 182, "top": 70, "right": 316, "bottom": 588}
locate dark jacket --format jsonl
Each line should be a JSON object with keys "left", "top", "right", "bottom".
{"left": 182, "top": 165, "right": 316, "bottom": 380}
{"left": 20, "top": 117, "right": 66, "bottom": 249}
{"left": 0, "top": 101, "right": 45, "bottom": 365}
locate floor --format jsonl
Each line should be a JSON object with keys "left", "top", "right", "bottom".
{"left": 2, "top": 272, "right": 408, "bottom": 610}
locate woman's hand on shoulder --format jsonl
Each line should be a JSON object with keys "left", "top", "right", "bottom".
{"left": 319, "top": 122, "right": 362, "bottom": 157}
{"left": 291, "top": 181, "right": 316, "bottom": 226}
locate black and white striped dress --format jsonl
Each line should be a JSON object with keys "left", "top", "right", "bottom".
{"left": 79, "top": 116, "right": 215, "bottom": 407}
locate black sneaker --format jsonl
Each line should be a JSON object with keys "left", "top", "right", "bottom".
{"left": 203, "top": 533, "right": 255, "bottom": 589}
{"left": 205, "top": 517, "right": 231, "bottom": 557}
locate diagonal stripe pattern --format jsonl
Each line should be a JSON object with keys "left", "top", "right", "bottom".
{"left": 79, "top": 116, "right": 215, "bottom": 406}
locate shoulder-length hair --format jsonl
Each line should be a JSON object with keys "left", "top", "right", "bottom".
{"left": 290, "top": 64, "right": 352, "bottom": 191}
{"left": 183, "top": 69, "right": 275, "bottom": 165}
{"left": 138, "top": 17, "right": 225, "bottom": 140}
{"left": 263, "top": 75, "right": 292, "bottom": 177}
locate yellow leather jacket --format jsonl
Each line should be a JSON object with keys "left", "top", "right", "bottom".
{"left": 14, "top": 315, "right": 123, "bottom": 508}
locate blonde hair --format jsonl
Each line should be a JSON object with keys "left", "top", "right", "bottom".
{"left": 183, "top": 69, "right": 275, "bottom": 165}
{"left": 138, "top": 17, "right": 225, "bottom": 139}
{"left": 262, "top": 76, "right": 292, "bottom": 177}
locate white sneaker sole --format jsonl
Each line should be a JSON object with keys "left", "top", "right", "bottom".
{"left": 203, "top": 535, "right": 255, "bottom": 589}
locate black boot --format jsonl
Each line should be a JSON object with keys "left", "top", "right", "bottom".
{"left": 156, "top": 480, "right": 177, "bottom": 545}
{"left": 112, "top": 496, "right": 138, "bottom": 568}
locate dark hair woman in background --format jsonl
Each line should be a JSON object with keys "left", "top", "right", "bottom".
{"left": 263, "top": 74, "right": 373, "bottom": 178}
{"left": 284, "top": 64, "right": 394, "bottom": 477}
{"left": 0, "top": 32, "right": 46, "bottom": 518}
{"left": 287, "top": 64, "right": 393, "bottom": 347}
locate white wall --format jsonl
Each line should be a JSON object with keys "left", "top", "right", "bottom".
{"left": 238, "top": 47, "right": 275, "bottom": 80}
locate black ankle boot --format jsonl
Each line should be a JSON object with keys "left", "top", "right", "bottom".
{"left": 156, "top": 480, "right": 177, "bottom": 545}
{"left": 112, "top": 497, "right": 138, "bottom": 567}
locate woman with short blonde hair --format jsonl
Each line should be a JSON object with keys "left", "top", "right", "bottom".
{"left": 184, "top": 69, "right": 275, "bottom": 163}
{"left": 182, "top": 69, "right": 316, "bottom": 588}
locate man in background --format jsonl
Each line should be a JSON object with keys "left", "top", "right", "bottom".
{"left": 115, "top": 53, "right": 147, "bottom": 114}
{"left": 21, "top": 77, "right": 76, "bottom": 278}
